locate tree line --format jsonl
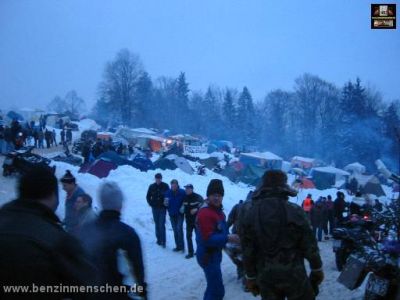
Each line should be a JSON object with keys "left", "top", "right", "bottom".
{"left": 50, "top": 49, "right": 400, "bottom": 171}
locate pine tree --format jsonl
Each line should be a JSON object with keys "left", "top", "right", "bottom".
{"left": 222, "top": 89, "right": 236, "bottom": 139}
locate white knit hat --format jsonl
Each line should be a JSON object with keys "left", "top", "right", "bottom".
{"left": 98, "top": 181, "right": 124, "bottom": 211}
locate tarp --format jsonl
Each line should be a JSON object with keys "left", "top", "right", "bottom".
{"left": 174, "top": 157, "right": 194, "bottom": 175}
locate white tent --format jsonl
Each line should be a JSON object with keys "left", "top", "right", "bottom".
{"left": 344, "top": 162, "right": 366, "bottom": 174}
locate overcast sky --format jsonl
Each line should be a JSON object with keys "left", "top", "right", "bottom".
{"left": 0, "top": 0, "right": 399, "bottom": 110}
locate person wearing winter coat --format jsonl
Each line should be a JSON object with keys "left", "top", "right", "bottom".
{"left": 240, "top": 170, "right": 323, "bottom": 299}
{"left": 70, "top": 193, "right": 97, "bottom": 237}
{"left": 66, "top": 128, "right": 73, "bottom": 144}
{"left": 349, "top": 192, "right": 366, "bottom": 216}
{"left": 79, "top": 182, "right": 147, "bottom": 300}
{"left": 165, "top": 179, "right": 186, "bottom": 252}
{"left": 60, "top": 170, "right": 86, "bottom": 232}
{"left": 60, "top": 129, "right": 66, "bottom": 144}
{"left": 227, "top": 200, "right": 244, "bottom": 234}
{"left": 0, "top": 165, "right": 97, "bottom": 299}
{"left": 44, "top": 129, "right": 52, "bottom": 148}
{"left": 52, "top": 129, "right": 57, "bottom": 146}
{"left": 310, "top": 199, "right": 329, "bottom": 242}
{"left": 301, "top": 194, "right": 314, "bottom": 219}
{"left": 182, "top": 184, "right": 203, "bottom": 259}
{"left": 146, "top": 173, "right": 169, "bottom": 248}
{"left": 196, "top": 179, "right": 239, "bottom": 300}
{"left": 325, "top": 195, "right": 335, "bottom": 235}
{"left": 38, "top": 129, "right": 44, "bottom": 149}
{"left": 334, "top": 191, "right": 346, "bottom": 224}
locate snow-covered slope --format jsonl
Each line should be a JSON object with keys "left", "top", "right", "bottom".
{"left": 0, "top": 156, "right": 366, "bottom": 299}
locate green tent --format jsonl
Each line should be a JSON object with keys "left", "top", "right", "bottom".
{"left": 239, "top": 165, "right": 266, "bottom": 186}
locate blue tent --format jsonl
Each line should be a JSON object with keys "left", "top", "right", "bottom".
{"left": 98, "top": 151, "right": 154, "bottom": 172}
{"left": 7, "top": 111, "right": 24, "bottom": 121}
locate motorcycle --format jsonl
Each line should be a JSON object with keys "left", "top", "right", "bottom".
{"left": 332, "top": 215, "right": 376, "bottom": 271}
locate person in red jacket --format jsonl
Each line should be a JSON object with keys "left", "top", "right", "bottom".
{"left": 196, "top": 179, "right": 239, "bottom": 300}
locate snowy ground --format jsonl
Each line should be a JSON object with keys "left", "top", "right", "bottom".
{"left": 0, "top": 154, "right": 368, "bottom": 300}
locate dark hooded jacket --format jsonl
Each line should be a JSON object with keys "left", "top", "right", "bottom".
{"left": 240, "top": 185, "right": 322, "bottom": 278}
{"left": 0, "top": 199, "right": 96, "bottom": 299}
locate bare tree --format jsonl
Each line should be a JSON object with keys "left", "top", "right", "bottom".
{"left": 98, "top": 49, "right": 144, "bottom": 125}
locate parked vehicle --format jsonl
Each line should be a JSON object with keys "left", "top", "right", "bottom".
{"left": 2, "top": 147, "right": 55, "bottom": 177}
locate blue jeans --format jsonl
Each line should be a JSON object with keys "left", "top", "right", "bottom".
{"left": 170, "top": 214, "right": 184, "bottom": 250}
{"left": 202, "top": 262, "right": 225, "bottom": 300}
{"left": 152, "top": 207, "right": 166, "bottom": 245}
{"left": 313, "top": 226, "right": 323, "bottom": 242}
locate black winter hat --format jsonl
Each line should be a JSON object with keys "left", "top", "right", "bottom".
{"left": 207, "top": 179, "right": 224, "bottom": 197}
{"left": 60, "top": 170, "right": 76, "bottom": 184}
{"left": 18, "top": 165, "right": 58, "bottom": 200}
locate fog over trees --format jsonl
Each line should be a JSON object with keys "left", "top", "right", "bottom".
{"left": 50, "top": 49, "right": 400, "bottom": 171}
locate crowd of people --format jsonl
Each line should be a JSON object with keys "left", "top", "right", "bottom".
{"left": 301, "top": 191, "right": 384, "bottom": 243}
{"left": 0, "top": 164, "right": 328, "bottom": 299}
{"left": 0, "top": 117, "right": 74, "bottom": 154}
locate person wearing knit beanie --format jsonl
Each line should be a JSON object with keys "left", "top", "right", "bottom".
{"left": 60, "top": 170, "right": 86, "bottom": 232}
{"left": 206, "top": 179, "right": 225, "bottom": 198}
{"left": 196, "top": 179, "right": 239, "bottom": 299}
{"left": 98, "top": 181, "right": 124, "bottom": 211}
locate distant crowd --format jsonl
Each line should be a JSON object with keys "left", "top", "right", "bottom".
{"left": 0, "top": 117, "right": 74, "bottom": 154}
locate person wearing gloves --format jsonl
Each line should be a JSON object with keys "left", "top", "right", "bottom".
{"left": 196, "top": 179, "right": 240, "bottom": 300}
{"left": 240, "top": 170, "right": 324, "bottom": 300}
{"left": 164, "top": 179, "right": 186, "bottom": 252}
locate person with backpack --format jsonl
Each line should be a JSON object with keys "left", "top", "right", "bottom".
{"left": 334, "top": 191, "right": 346, "bottom": 224}
{"left": 240, "top": 170, "right": 323, "bottom": 299}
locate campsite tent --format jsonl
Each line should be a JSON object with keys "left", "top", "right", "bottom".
{"left": 344, "top": 162, "right": 366, "bottom": 174}
{"left": 136, "top": 134, "right": 164, "bottom": 152}
{"left": 98, "top": 151, "right": 154, "bottom": 171}
{"left": 362, "top": 176, "right": 386, "bottom": 197}
{"left": 238, "top": 165, "right": 265, "bottom": 186}
{"left": 79, "top": 159, "right": 117, "bottom": 178}
{"left": 348, "top": 174, "right": 386, "bottom": 197}
{"left": 312, "top": 167, "right": 350, "bottom": 190}
{"left": 6, "top": 111, "right": 24, "bottom": 123}
{"left": 154, "top": 156, "right": 194, "bottom": 175}
{"left": 240, "top": 151, "right": 283, "bottom": 170}
{"left": 291, "top": 156, "right": 316, "bottom": 169}
{"left": 199, "top": 157, "right": 220, "bottom": 169}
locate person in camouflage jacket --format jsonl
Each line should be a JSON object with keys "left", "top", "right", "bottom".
{"left": 239, "top": 170, "right": 324, "bottom": 300}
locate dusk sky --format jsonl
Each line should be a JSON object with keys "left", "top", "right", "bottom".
{"left": 0, "top": 0, "right": 399, "bottom": 110}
